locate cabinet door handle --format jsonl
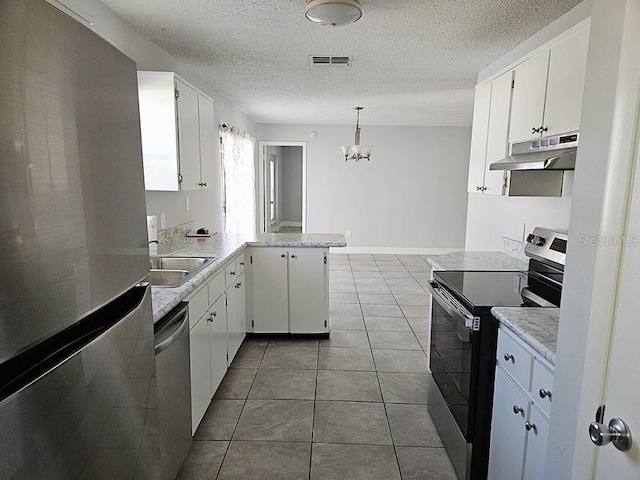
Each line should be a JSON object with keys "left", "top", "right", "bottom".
{"left": 281, "top": 254, "right": 286, "bottom": 258}
{"left": 513, "top": 405, "right": 524, "bottom": 415}
{"left": 540, "top": 126, "right": 548, "bottom": 133}
{"left": 539, "top": 388, "right": 552, "bottom": 399}
{"left": 504, "top": 353, "right": 514, "bottom": 362}
{"left": 532, "top": 127, "right": 540, "bottom": 134}
{"left": 525, "top": 422, "right": 537, "bottom": 432}
{"left": 291, "top": 254, "right": 297, "bottom": 259}
{"left": 229, "top": 271, "right": 235, "bottom": 276}
{"left": 235, "top": 282, "right": 242, "bottom": 289}
{"left": 240, "top": 261, "right": 245, "bottom": 266}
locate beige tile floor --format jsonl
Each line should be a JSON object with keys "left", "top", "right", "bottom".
{"left": 176, "top": 254, "right": 457, "bottom": 480}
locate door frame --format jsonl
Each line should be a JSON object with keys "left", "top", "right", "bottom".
{"left": 258, "top": 141, "right": 307, "bottom": 233}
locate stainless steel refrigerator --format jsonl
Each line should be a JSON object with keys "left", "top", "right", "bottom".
{"left": 0, "top": 1, "right": 159, "bottom": 478}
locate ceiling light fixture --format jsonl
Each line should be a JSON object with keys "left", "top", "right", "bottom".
{"left": 341, "top": 107, "right": 372, "bottom": 161}
{"left": 305, "top": 0, "right": 363, "bottom": 27}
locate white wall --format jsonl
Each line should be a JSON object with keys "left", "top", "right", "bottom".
{"left": 465, "top": 174, "right": 574, "bottom": 249}
{"left": 64, "top": 0, "right": 259, "bottom": 232}
{"left": 260, "top": 125, "right": 471, "bottom": 251}
{"left": 465, "top": 0, "right": 591, "bottom": 249}
{"left": 281, "top": 147, "right": 303, "bottom": 223}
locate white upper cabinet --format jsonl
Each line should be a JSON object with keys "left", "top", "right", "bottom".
{"left": 509, "top": 25, "right": 590, "bottom": 143}
{"left": 467, "top": 82, "right": 492, "bottom": 193}
{"left": 467, "top": 71, "right": 512, "bottom": 195}
{"left": 138, "top": 71, "right": 215, "bottom": 191}
{"left": 509, "top": 50, "right": 549, "bottom": 143}
{"left": 543, "top": 25, "right": 590, "bottom": 137}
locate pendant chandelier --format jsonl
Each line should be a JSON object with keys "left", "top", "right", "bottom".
{"left": 341, "top": 107, "right": 372, "bottom": 161}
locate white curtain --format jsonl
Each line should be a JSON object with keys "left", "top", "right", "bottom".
{"left": 220, "top": 125, "right": 256, "bottom": 233}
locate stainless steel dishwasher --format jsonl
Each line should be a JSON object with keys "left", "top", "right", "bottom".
{"left": 154, "top": 302, "right": 192, "bottom": 480}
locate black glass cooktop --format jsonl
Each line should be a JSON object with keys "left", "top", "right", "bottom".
{"left": 433, "top": 270, "right": 560, "bottom": 312}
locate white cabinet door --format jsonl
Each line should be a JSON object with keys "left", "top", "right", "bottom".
{"left": 252, "top": 248, "right": 289, "bottom": 333}
{"left": 226, "top": 284, "right": 238, "bottom": 367}
{"left": 509, "top": 50, "right": 550, "bottom": 143}
{"left": 236, "top": 273, "right": 246, "bottom": 346}
{"left": 488, "top": 366, "right": 529, "bottom": 480}
{"left": 137, "top": 72, "right": 180, "bottom": 191}
{"left": 483, "top": 71, "right": 512, "bottom": 195}
{"left": 209, "top": 295, "right": 227, "bottom": 396}
{"left": 189, "top": 315, "right": 211, "bottom": 434}
{"left": 198, "top": 94, "right": 215, "bottom": 189}
{"left": 288, "top": 249, "right": 327, "bottom": 333}
{"left": 543, "top": 25, "right": 590, "bottom": 137}
{"left": 467, "top": 82, "right": 492, "bottom": 193}
{"left": 523, "top": 407, "right": 549, "bottom": 480}
{"left": 175, "top": 79, "right": 201, "bottom": 191}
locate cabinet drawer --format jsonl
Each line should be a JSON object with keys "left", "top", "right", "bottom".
{"left": 187, "top": 285, "right": 209, "bottom": 330}
{"left": 532, "top": 358, "right": 554, "bottom": 417}
{"left": 225, "top": 258, "right": 239, "bottom": 287}
{"left": 236, "top": 253, "right": 246, "bottom": 276}
{"left": 497, "top": 328, "right": 533, "bottom": 389}
{"left": 207, "top": 270, "right": 226, "bottom": 303}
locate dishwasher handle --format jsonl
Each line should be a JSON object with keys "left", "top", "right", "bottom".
{"left": 155, "top": 305, "right": 189, "bottom": 355}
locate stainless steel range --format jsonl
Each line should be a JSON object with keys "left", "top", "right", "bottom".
{"left": 427, "top": 228, "right": 566, "bottom": 480}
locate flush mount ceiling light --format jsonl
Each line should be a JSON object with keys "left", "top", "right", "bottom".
{"left": 341, "top": 107, "right": 372, "bottom": 161}
{"left": 305, "top": 0, "right": 363, "bottom": 27}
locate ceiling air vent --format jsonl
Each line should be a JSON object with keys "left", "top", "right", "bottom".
{"left": 309, "top": 56, "right": 352, "bottom": 67}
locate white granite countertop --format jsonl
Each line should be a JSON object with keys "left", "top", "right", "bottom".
{"left": 428, "top": 251, "right": 529, "bottom": 272}
{"left": 152, "top": 233, "right": 346, "bottom": 322}
{"left": 491, "top": 307, "right": 559, "bottom": 365}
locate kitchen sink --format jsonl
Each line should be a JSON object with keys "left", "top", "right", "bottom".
{"left": 149, "top": 256, "right": 216, "bottom": 287}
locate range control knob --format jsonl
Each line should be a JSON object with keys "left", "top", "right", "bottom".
{"left": 535, "top": 236, "right": 546, "bottom": 247}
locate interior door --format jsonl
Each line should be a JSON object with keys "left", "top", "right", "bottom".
{"left": 592, "top": 141, "right": 640, "bottom": 476}
{"left": 589, "top": 40, "right": 640, "bottom": 470}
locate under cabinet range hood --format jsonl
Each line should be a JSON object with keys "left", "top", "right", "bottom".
{"left": 490, "top": 132, "right": 578, "bottom": 171}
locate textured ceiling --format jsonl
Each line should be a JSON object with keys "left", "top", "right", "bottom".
{"left": 99, "top": 0, "right": 582, "bottom": 126}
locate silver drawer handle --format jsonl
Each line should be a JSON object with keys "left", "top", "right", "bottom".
{"left": 504, "top": 353, "right": 514, "bottom": 362}
{"left": 525, "top": 422, "right": 537, "bottom": 432}
{"left": 513, "top": 405, "right": 524, "bottom": 415}
{"left": 539, "top": 388, "right": 552, "bottom": 399}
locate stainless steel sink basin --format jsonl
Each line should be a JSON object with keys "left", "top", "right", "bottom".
{"left": 149, "top": 269, "right": 190, "bottom": 287}
{"left": 149, "top": 256, "right": 216, "bottom": 287}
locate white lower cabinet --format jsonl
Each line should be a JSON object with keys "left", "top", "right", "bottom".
{"left": 488, "top": 327, "right": 554, "bottom": 480}
{"left": 251, "top": 247, "right": 328, "bottom": 334}
{"left": 523, "top": 406, "right": 549, "bottom": 480}
{"left": 208, "top": 295, "right": 227, "bottom": 399}
{"left": 186, "top": 258, "right": 246, "bottom": 434}
{"left": 189, "top": 310, "right": 212, "bottom": 434}
{"left": 488, "top": 367, "right": 529, "bottom": 480}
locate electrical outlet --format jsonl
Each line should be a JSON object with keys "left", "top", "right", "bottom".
{"left": 160, "top": 213, "right": 166, "bottom": 230}
{"left": 346, "top": 229, "right": 352, "bottom": 238}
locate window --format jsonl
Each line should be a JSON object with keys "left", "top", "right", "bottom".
{"left": 220, "top": 125, "right": 256, "bottom": 233}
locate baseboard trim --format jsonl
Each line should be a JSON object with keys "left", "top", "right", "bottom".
{"left": 329, "top": 246, "right": 463, "bottom": 255}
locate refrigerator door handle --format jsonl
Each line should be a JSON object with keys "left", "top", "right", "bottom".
{"left": 155, "top": 307, "right": 189, "bottom": 355}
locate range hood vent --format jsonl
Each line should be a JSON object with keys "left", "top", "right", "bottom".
{"left": 490, "top": 132, "right": 578, "bottom": 171}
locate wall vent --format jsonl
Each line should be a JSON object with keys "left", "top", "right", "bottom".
{"left": 309, "top": 56, "right": 352, "bottom": 67}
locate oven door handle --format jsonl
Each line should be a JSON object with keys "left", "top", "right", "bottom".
{"left": 428, "top": 281, "right": 480, "bottom": 331}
